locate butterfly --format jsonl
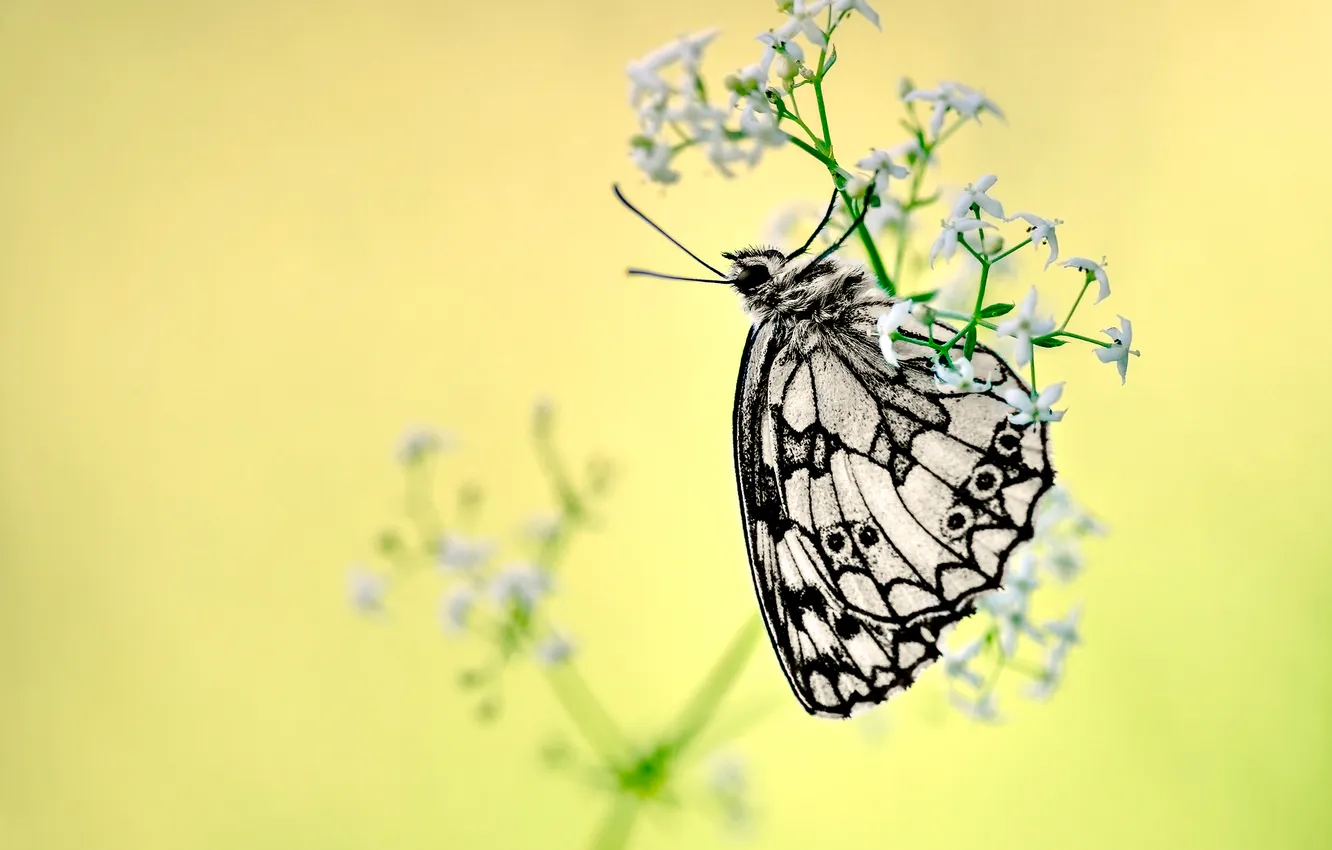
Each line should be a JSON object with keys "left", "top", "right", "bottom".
{"left": 616, "top": 185, "right": 1055, "bottom": 718}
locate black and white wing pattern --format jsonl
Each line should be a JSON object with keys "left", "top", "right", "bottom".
{"left": 733, "top": 308, "right": 1054, "bottom": 718}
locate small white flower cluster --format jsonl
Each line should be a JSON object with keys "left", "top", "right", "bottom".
{"left": 625, "top": 2, "right": 884, "bottom": 184}
{"left": 626, "top": 28, "right": 782, "bottom": 183}
{"left": 904, "top": 79, "right": 1004, "bottom": 138}
{"left": 941, "top": 487, "right": 1100, "bottom": 719}
{"left": 347, "top": 415, "right": 588, "bottom": 678}
{"left": 395, "top": 425, "right": 452, "bottom": 465}
{"left": 920, "top": 173, "right": 1140, "bottom": 411}
{"left": 704, "top": 752, "right": 754, "bottom": 834}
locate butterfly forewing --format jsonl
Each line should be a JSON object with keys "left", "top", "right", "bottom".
{"left": 734, "top": 304, "right": 1054, "bottom": 718}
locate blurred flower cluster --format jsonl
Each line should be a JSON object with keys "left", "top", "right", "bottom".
{"left": 941, "top": 486, "right": 1102, "bottom": 720}
{"left": 345, "top": 403, "right": 768, "bottom": 846}
{"left": 625, "top": 0, "right": 1140, "bottom": 426}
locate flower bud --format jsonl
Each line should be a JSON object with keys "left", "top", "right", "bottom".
{"left": 771, "top": 54, "right": 799, "bottom": 83}
{"left": 898, "top": 76, "right": 916, "bottom": 100}
{"left": 843, "top": 175, "right": 871, "bottom": 199}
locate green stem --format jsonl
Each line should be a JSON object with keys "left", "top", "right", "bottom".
{"left": 535, "top": 424, "right": 585, "bottom": 523}
{"left": 546, "top": 664, "right": 633, "bottom": 766}
{"left": 892, "top": 145, "right": 932, "bottom": 285}
{"left": 1057, "top": 279, "right": 1091, "bottom": 333}
{"left": 840, "top": 189, "right": 895, "bottom": 295}
{"left": 588, "top": 796, "right": 639, "bottom": 850}
{"left": 783, "top": 131, "right": 839, "bottom": 172}
{"left": 812, "top": 78, "right": 832, "bottom": 149}
{"left": 990, "top": 237, "right": 1033, "bottom": 264}
{"left": 965, "top": 264, "right": 990, "bottom": 360}
{"left": 1053, "top": 330, "right": 1112, "bottom": 347}
{"left": 667, "top": 617, "right": 763, "bottom": 752}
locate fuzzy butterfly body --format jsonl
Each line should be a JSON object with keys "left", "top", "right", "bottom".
{"left": 726, "top": 247, "right": 1054, "bottom": 718}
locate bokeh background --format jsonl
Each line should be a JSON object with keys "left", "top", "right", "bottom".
{"left": 3, "top": 0, "right": 1331, "bottom": 847}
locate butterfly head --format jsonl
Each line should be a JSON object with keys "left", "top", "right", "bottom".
{"left": 722, "top": 246, "right": 870, "bottom": 329}
{"left": 721, "top": 247, "right": 786, "bottom": 297}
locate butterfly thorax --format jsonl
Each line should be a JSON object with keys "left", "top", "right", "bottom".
{"left": 723, "top": 248, "right": 883, "bottom": 351}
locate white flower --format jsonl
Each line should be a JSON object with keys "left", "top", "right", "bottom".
{"left": 626, "top": 29, "right": 720, "bottom": 106}
{"left": 775, "top": 0, "right": 831, "bottom": 49}
{"left": 865, "top": 195, "right": 906, "bottom": 233}
{"left": 725, "top": 64, "right": 772, "bottom": 113}
{"left": 1024, "top": 644, "right": 1067, "bottom": 701}
{"left": 489, "top": 563, "right": 552, "bottom": 610}
{"left": 707, "top": 752, "right": 748, "bottom": 795}
{"left": 1096, "top": 315, "right": 1140, "bottom": 384}
{"left": 833, "top": 0, "right": 881, "bottom": 28}
{"left": 1006, "top": 550, "right": 1041, "bottom": 596}
{"left": 534, "top": 631, "right": 576, "bottom": 666}
{"left": 928, "top": 217, "right": 995, "bottom": 267}
{"left": 994, "top": 287, "right": 1056, "bottom": 367}
{"left": 950, "top": 690, "right": 999, "bottom": 722}
{"left": 842, "top": 173, "right": 872, "bottom": 200}
{"left": 875, "top": 300, "right": 914, "bottom": 367}
{"left": 1007, "top": 211, "right": 1063, "bottom": 268}
{"left": 1060, "top": 255, "right": 1111, "bottom": 303}
{"left": 347, "top": 564, "right": 386, "bottom": 614}
{"left": 1002, "top": 382, "right": 1066, "bottom": 426}
{"left": 855, "top": 148, "right": 910, "bottom": 197}
{"left": 440, "top": 585, "right": 476, "bottom": 635}
{"left": 904, "top": 80, "right": 1004, "bottom": 137}
{"left": 629, "top": 137, "right": 679, "bottom": 184}
{"left": 942, "top": 638, "right": 984, "bottom": 688}
{"left": 1043, "top": 540, "right": 1085, "bottom": 581}
{"left": 934, "top": 356, "right": 992, "bottom": 393}
{"left": 980, "top": 588, "right": 1044, "bottom": 656}
{"left": 756, "top": 31, "right": 807, "bottom": 75}
{"left": 436, "top": 532, "right": 495, "bottom": 572}
{"left": 669, "top": 96, "right": 728, "bottom": 140}
{"left": 887, "top": 136, "right": 927, "bottom": 166}
{"left": 950, "top": 174, "right": 1004, "bottom": 219}
{"left": 396, "top": 426, "right": 449, "bottom": 465}
{"left": 739, "top": 105, "right": 787, "bottom": 158}
{"left": 1044, "top": 606, "right": 1082, "bottom": 648}
{"left": 706, "top": 752, "right": 753, "bottom": 831}
{"left": 523, "top": 512, "right": 562, "bottom": 543}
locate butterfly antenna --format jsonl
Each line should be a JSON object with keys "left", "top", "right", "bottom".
{"left": 626, "top": 268, "right": 730, "bottom": 283}
{"left": 785, "top": 189, "right": 839, "bottom": 260}
{"left": 809, "top": 190, "right": 875, "bottom": 267}
{"left": 612, "top": 183, "right": 725, "bottom": 279}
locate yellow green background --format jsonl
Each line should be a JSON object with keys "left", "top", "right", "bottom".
{"left": 3, "top": 0, "right": 1330, "bottom": 847}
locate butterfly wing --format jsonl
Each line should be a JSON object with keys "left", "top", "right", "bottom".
{"left": 734, "top": 310, "right": 1054, "bottom": 718}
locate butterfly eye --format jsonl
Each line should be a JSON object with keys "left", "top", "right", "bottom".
{"left": 732, "top": 263, "right": 772, "bottom": 293}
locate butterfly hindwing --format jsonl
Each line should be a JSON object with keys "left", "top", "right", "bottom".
{"left": 734, "top": 305, "right": 1054, "bottom": 718}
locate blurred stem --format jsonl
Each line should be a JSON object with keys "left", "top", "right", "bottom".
{"left": 687, "top": 695, "right": 781, "bottom": 756}
{"left": 535, "top": 417, "right": 586, "bottom": 524}
{"left": 546, "top": 663, "right": 633, "bottom": 766}
{"left": 667, "top": 617, "right": 763, "bottom": 752}
{"left": 589, "top": 796, "right": 639, "bottom": 850}
{"left": 404, "top": 460, "right": 442, "bottom": 547}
